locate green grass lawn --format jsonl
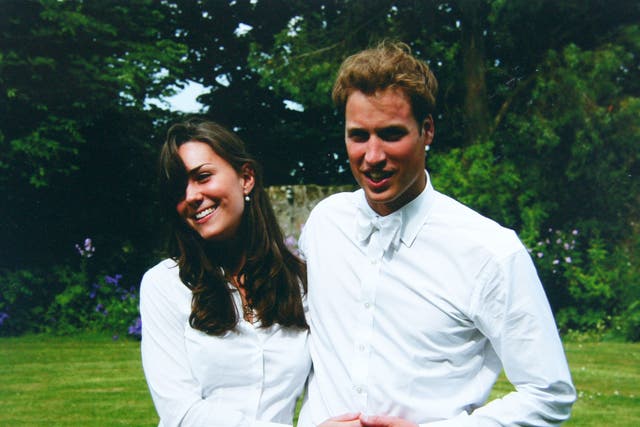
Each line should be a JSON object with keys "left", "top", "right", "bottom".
{"left": 1, "top": 334, "right": 638, "bottom": 426}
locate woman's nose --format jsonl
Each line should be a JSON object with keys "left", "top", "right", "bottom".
{"left": 184, "top": 183, "right": 203, "bottom": 206}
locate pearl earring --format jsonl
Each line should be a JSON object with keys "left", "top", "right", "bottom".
{"left": 244, "top": 194, "right": 251, "bottom": 202}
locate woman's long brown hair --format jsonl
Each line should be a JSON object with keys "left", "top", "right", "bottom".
{"left": 158, "top": 118, "right": 307, "bottom": 335}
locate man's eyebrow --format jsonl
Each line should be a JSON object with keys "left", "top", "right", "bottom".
{"left": 376, "top": 125, "right": 408, "bottom": 132}
{"left": 346, "top": 127, "right": 368, "bottom": 135}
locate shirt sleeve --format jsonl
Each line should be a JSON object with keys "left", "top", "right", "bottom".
{"left": 140, "top": 264, "right": 293, "bottom": 427}
{"left": 422, "top": 248, "right": 576, "bottom": 426}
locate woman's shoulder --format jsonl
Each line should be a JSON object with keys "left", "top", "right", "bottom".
{"left": 140, "top": 258, "right": 187, "bottom": 299}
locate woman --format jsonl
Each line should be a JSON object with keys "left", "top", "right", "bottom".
{"left": 140, "top": 118, "right": 310, "bottom": 427}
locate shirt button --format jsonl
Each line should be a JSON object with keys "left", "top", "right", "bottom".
{"left": 358, "top": 344, "right": 365, "bottom": 352}
{"left": 356, "top": 386, "right": 363, "bottom": 393}
{"left": 364, "top": 302, "right": 371, "bottom": 309}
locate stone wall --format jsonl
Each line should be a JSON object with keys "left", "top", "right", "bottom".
{"left": 266, "top": 184, "right": 356, "bottom": 239}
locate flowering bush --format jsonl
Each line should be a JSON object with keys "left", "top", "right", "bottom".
{"left": 284, "top": 234, "right": 300, "bottom": 257}
{"left": 44, "top": 238, "right": 141, "bottom": 338}
{"left": 530, "top": 228, "right": 638, "bottom": 339}
{"left": 0, "top": 269, "right": 51, "bottom": 336}
{"left": 87, "top": 273, "right": 141, "bottom": 339}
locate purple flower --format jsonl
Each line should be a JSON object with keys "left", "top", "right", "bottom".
{"left": 284, "top": 235, "right": 297, "bottom": 247}
{"left": 105, "top": 274, "right": 123, "bottom": 286}
{"left": 565, "top": 257, "right": 572, "bottom": 264}
{"left": 128, "top": 316, "right": 142, "bottom": 338}
{"left": 95, "top": 303, "right": 108, "bottom": 315}
{"left": 284, "top": 235, "right": 299, "bottom": 256}
{"left": 0, "top": 311, "right": 9, "bottom": 326}
{"left": 89, "top": 283, "right": 100, "bottom": 299}
{"left": 75, "top": 237, "right": 96, "bottom": 258}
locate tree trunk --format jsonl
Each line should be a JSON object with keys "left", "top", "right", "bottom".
{"left": 460, "top": 0, "right": 490, "bottom": 145}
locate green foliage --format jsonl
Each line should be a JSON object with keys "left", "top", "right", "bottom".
{"left": 88, "top": 274, "right": 140, "bottom": 337}
{"left": 430, "top": 140, "right": 521, "bottom": 227}
{"left": 45, "top": 265, "right": 93, "bottom": 333}
{"left": 500, "top": 37, "right": 640, "bottom": 240}
{"left": 0, "top": 269, "right": 53, "bottom": 336}
{"left": 1, "top": 0, "right": 187, "bottom": 188}
{"left": 1, "top": 1, "right": 639, "bottom": 340}
{"left": 531, "top": 228, "right": 640, "bottom": 341}
{"left": 1, "top": 238, "right": 141, "bottom": 338}
{"left": 44, "top": 240, "right": 141, "bottom": 337}
{"left": 617, "top": 301, "right": 640, "bottom": 342}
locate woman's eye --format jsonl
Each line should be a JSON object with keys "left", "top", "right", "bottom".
{"left": 196, "top": 173, "right": 211, "bottom": 182}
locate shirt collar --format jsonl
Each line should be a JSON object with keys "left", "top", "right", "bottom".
{"left": 355, "top": 170, "right": 435, "bottom": 249}
{"left": 399, "top": 171, "right": 435, "bottom": 247}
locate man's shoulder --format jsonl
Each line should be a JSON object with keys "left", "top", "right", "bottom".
{"left": 431, "top": 191, "right": 522, "bottom": 256}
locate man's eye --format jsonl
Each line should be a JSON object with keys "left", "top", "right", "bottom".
{"left": 379, "top": 129, "right": 406, "bottom": 141}
{"left": 348, "top": 131, "right": 369, "bottom": 142}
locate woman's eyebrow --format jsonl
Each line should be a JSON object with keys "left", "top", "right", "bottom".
{"left": 186, "top": 163, "right": 212, "bottom": 176}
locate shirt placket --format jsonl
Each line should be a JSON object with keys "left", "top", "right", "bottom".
{"left": 351, "top": 230, "right": 381, "bottom": 412}
{"left": 235, "top": 300, "right": 265, "bottom": 420}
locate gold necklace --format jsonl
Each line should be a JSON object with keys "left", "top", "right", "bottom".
{"left": 231, "top": 275, "right": 255, "bottom": 322}
{"left": 242, "top": 302, "right": 255, "bottom": 322}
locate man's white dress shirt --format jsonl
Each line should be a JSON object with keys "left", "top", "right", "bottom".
{"left": 140, "top": 259, "right": 311, "bottom": 427}
{"left": 297, "top": 174, "right": 575, "bottom": 426}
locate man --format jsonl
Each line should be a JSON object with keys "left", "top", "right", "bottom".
{"left": 297, "top": 42, "right": 575, "bottom": 427}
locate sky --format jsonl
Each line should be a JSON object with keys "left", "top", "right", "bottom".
{"left": 147, "top": 80, "right": 207, "bottom": 113}
{"left": 151, "top": 79, "right": 305, "bottom": 113}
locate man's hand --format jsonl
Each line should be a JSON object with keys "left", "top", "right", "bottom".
{"left": 318, "top": 412, "right": 363, "bottom": 427}
{"left": 359, "top": 415, "right": 419, "bottom": 427}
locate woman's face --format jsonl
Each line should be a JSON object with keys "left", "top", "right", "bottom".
{"left": 175, "top": 141, "right": 254, "bottom": 242}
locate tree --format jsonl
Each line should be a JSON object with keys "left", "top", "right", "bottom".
{"left": 0, "top": 0, "right": 187, "bottom": 271}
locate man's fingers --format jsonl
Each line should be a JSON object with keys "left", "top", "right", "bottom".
{"left": 328, "top": 412, "right": 361, "bottom": 421}
{"left": 360, "top": 414, "right": 418, "bottom": 427}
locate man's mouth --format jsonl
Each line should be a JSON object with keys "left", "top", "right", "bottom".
{"left": 195, "top": 206, "right": 215, "bottom": 220}
{"left": 365, "top": 170, "right": 393, "bottom": 183}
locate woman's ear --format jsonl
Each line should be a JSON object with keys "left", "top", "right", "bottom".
{"left": 241, "top": 163, "right": 256, "bottom": 195}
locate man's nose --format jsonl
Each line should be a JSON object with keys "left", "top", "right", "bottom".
{"left": 364, "top": 137, "right": 386, "bottom": 166}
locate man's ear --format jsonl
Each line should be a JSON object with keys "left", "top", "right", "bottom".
{"left": 421, "top": 115, "right": 435, "bottom": 147}
{"left": 241, "top": 163, "right": 256, "bottom": 195}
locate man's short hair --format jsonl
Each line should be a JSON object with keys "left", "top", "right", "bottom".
{"left": 332, "top": 41, "right": 438, "bottom": 123}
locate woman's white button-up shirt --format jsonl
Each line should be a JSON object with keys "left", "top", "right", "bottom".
{"left": 140, "top": 259, "right": 310, "bottom": 427}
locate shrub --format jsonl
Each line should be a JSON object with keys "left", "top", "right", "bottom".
{"left": 1, "top": 238, "right": 142, "bottom": 339}
{"left": 530, "top": 228, "right": 640, "bottom": 340}
{"left": 47, "top": 238, "right": 142, "bottom": 338}
{"left": 0, "top": 269, "right": 53, "bottom": 336}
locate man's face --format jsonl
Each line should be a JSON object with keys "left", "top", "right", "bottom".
{"left": 345, "top": 88, "right": 434, "bottom": 216}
